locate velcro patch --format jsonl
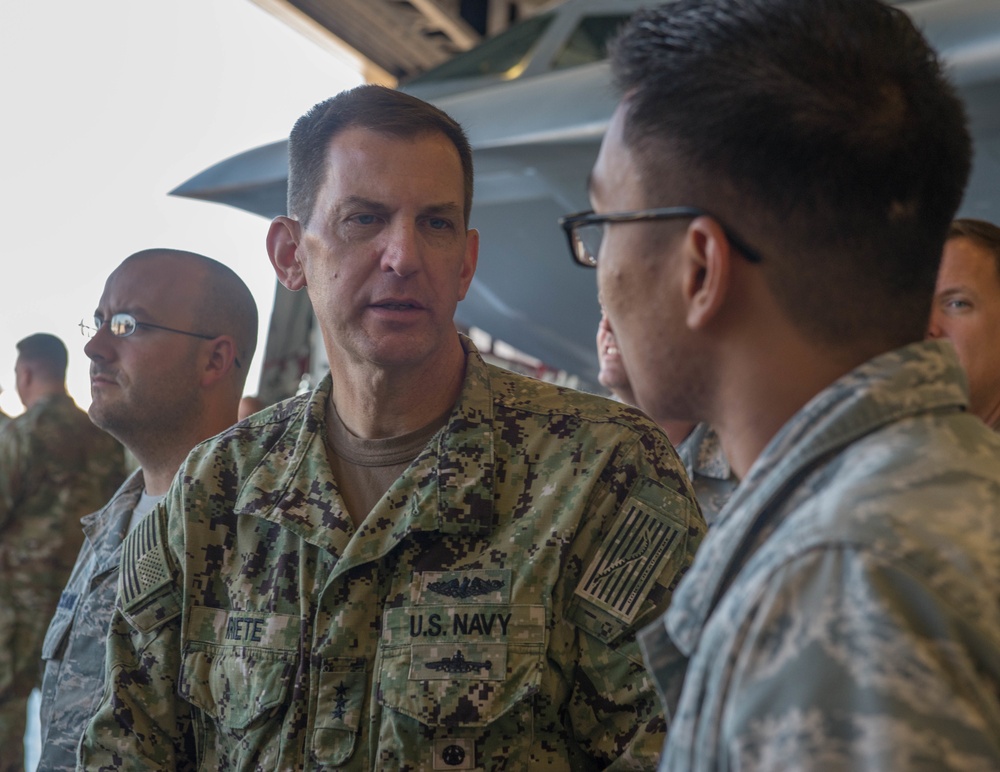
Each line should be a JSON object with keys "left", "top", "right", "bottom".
{"left": 411, "top": 643, "right": 506, "bottom": 681}
{"left": 574, "top": 478, "right": 688, "bottom": 626}
{"left": 188, "top": 606, "right": 301, "bottom": 650}
{"left": 382, "top": 604, "right": 545, "bottom": 647}
{"left": 418, "top": 569, "right": 511, "bottom": 604}
{"left": 120, "top": 510, "right": 171, "bottom": 610}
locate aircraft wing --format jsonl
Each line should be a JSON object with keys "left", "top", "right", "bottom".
{"left": 171, "top": 0, "right": 1000, "bottom": 398}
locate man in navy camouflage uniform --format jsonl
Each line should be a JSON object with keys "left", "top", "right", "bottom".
{"left": 81, "top": 85, "right": 705, "bottom": 769}
{"left": 565, "top": 0, "right": 1000, "bottom": 768}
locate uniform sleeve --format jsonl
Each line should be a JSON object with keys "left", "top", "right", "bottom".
{"left": 78, "top": 496, "right": 196, "bottom": 770}
{"left": 718, "top": 548, "right": 1000, "bottom": 770}
{"left": 0, "top": 423, "right": 26, "bottom": 534}
{"left": 566, "top": 428, "right": 707, "bottom": 768}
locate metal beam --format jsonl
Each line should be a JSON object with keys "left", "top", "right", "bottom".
{"left": 406, "top": 0, "right": 481, "bottom": 49}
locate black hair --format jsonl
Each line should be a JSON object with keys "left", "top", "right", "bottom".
{"left": 17, "top": 333, "right": 68, "bottom": 382}
{"left": 610, "top": 0, "right": 972, "bottom": 348}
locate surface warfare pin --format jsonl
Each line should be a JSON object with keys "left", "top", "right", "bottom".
{"left": 424, "top": 650, "right": 492, "bottom": 674}
{"left": 427, "top": 576, "right": 505, "bottom": 599}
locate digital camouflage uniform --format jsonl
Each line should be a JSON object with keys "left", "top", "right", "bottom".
{"left": 673, "top": 423, "right": 736, "bottom": 527}
{"left": 81, "top": 337, "right": 706, "bottom": 770}
{"left": 0, "top": 393, "right": 125, "bottom": 772}
{"left": 642, "top": 340, "right": 1000, "bottom": 770}
{"left": 37, "top": 469, "right": 144, "bottom": 770}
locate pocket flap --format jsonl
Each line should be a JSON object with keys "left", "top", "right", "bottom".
{"left": 180, "top": 644, "right": 295, "bottom": 730}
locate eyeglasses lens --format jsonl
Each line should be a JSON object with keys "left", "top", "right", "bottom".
{"left": 575, "top": 223, "right": 602, "bottom": 266}
{"left": 109, "top": 314, "right": 135, "bottom": 337}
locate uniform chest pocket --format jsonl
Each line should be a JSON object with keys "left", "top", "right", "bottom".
{"left": 311, "top": 657, "right": 366, "bottom": 766}
{"left": 378, "top": 604, "right": 546, "bottom": 727}
{"left": 179, "top": 643, "right": 296, "bottom": 730}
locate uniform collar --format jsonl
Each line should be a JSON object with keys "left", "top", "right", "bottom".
{"left": 82, "top": 468, "right": 145, "bottom": 571}
{"left": 666, "top": 340, "right": 969, "bottom": 654}
{"left": 234, "top": 335, "right": 496, "bottom": 560}
{"left": 676, "top": 423, "right": 731, "bottom": 481}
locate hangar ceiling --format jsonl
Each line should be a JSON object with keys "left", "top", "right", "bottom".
{"left": 251, "top": 0, "right": 553, "bottom": 84}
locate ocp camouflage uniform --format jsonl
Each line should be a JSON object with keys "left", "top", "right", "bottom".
{"left": 0, "top": 393, "right": 125, "bottom": 772}
{"left": 644, "top": 340, "right": 1000, "bottom": 770}
{"left": 673, "top": 423, "right": 736, "bottom": 526}
{"left": 37, "top": 469, "right": 144, "bottom": 770}
{"left": 81, "top": 336, "right": 705, "bottom": 770}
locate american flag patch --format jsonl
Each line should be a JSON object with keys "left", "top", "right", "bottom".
{"left": 575, "top": 481, "right": 687, "bottom": 625}
{"left": 120, "top": 510, "right": 170, "bottom": 609}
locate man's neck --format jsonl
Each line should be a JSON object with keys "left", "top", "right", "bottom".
{"left": 328, "top": 343, "right": 467, "bottom": 440}
{"left": 132, "top": 409, "right": 240, "bottom": 496}
{"left": 22, "top": 384, "right": 66, "bottom": 410}
{"left": 711, "top": 336, "right": 875, "bottom": 480}
{"left": 139, "top": 454, "right": 191, "bottom": 497}
{"left": 661, "top": 420, "right": 696, "bottom": 447}
{"left": 976, "top": 394, "right": 1000, "bottom": 433}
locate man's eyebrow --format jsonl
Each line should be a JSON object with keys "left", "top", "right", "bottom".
{"left": 337, "top": 195, "right": 389, "bottom": 213}
{"left": 421, "top": 202, "right": 462, "bottom": 217}
{"left": 332, "top": 196, "right": 462, "bottom": 220}
{"left": 95, "top": 304, "right": 151, "bottom": 318}
{"left": 936, "top": 285, "right": 975, "bottom": 298}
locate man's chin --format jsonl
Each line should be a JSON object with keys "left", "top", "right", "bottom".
{"left": 88, "top": 402, "right": 118, "bottom": 431}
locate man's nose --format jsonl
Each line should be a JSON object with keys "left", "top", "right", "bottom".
{"left": 380, "top": 221, "right": 421, "bottom": 276}
{"left": 84, "top": 323, "right": 116, "bottom": 361}
{"left": 926, "top": 310, "right": 946, "bottom": 340}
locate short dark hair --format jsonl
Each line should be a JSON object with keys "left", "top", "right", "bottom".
{"left": 948, "top": 218, "right": 1000, "bottom": 278}
{"left": 610, "top": 0, "right": 972, "bottom": 349}
{"left": 287, "top": 84, "right": 474, "bottom": 226}
{"left": 16, "top": 333, "right": 67, "bottom": 382}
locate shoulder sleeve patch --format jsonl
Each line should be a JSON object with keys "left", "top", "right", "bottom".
{"left": 118, "top": 508, "right": 180, "bottom": 632}
{"left": 570, "top": 477, "right": 692, "bottom": 643}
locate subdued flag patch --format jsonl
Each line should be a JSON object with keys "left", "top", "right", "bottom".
{"left": 575, "top": 480, "right": 688, "bottom": 625}
{"left": 121, "top": 512, "right": 170, "bottom": 608}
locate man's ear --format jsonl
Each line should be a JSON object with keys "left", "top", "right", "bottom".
{"left": 267, "top": 216, "right": 306, "bottom": 291}
{"left": 17, "top": 364, "right": 33, "bottom": 391}
{"left": 200, "top": 336, "right": 239, "bottom": 388}
{"left": 456, "top": 228, "right": 479, "bottom": 301}
{"left": 682, "top": 216, "right": 734, "bottom": 330}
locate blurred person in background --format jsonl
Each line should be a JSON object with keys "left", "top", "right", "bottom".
{"left": 0, "top": 387, "right": 9, "bottom": 430}
{"left": 0, "top": 333, "right": 125, "bottom": 772}
{"left": 597, "top": 308, "right": 736, "bottom": 525}
{"left": 928, "top": 218, "right": 1000, "bottom": 430}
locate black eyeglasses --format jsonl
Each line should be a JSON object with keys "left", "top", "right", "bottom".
{"left": 559, "top": 206, "right": 764, "bottom": 268}
{"left": 80, "top": 313, "right": 241, "bottom": 367}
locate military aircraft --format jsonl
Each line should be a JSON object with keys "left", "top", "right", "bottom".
{"left": 172, "top": 0, "right": 1000, "bottom": 401}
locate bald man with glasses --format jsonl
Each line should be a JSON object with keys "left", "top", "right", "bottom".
{"left": 36, "top": 249, "right": 257, "bottom": 770}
